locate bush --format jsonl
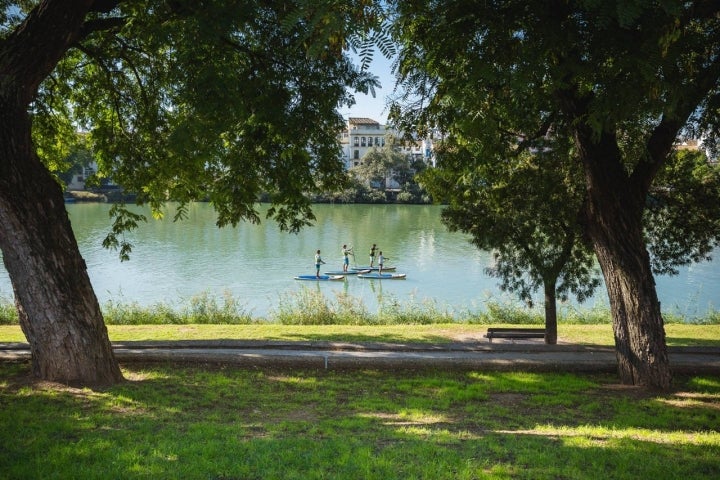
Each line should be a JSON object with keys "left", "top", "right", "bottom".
{"left": 103, "top": 299, "right": 182, "bottom": 325}
{"left": 102, "top": 290, "right": 255, "bottom": 325}
{"left": 396, "top": 191, "right": 415, "bottom": 203}
{"left": 272, "top": 287, "right": 338, "bottom": 325}
{"left": 377, "top": 295, "right": 455, "bottom": 324}
{"left": 0, "top": 293, "right": 714, "bottom": 326}
{"left": 185, "top": 291, "right": 255, "bottom": 324}
{"left": 0, "top": 297, "right": 17, "bottom": 325}
{"left": 271, "top": 289, "right": 458, "bottom": 325}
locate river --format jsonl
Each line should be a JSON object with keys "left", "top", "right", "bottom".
{"left": 0, "top": 202, "right": 717, "bottom": 319}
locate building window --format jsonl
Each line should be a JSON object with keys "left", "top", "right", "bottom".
{"left": 375, "top": 137, "right": 380, "bottom": 146}
{"left": 361, "top": 137, "right": 366, "bottom": 147}
{"left": 381, "top": 137, "right": 385, "bottom": 146}
{"left": 353, "top": 137, "right": 359, "bottom": 146}
{"left": 354, "top": 150, "right": 360, "bottom": 159}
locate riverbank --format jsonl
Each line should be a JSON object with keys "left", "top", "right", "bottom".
{"left": 1, "top": 294, "right": 719, "bottom": 329}
{"left": 64, "top": 188, "right": 137, "bottom": 203}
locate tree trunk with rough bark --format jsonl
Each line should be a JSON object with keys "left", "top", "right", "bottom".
{"left": 0, "top": 106, "right": 123, "bottom": 386}
{"left": 0, "top": 1, "right": 123, "bottom": 386}
{"left": 579, "top": 131, "right": 671, "bottom": 390}
{"left": 593, "top": 229, "right": 670, "bottom": 389}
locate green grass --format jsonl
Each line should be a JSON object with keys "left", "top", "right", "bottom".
{"left": 1, "top": 322, "right": 719, "bottom": 346}
{"left": 1, "top": 292, "right": 718, "bottom": 478}
{"left": 1, "top": 363, "right": 718, "bottom": 479}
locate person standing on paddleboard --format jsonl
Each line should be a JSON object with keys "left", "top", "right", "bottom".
{"left": 342, "top": 244, "right": 353, "bottom": 272}
{"left": 315, "top": 250, "right": 326, "bottom": 278}
{"left": 378, "top": 251, "right": 388, "bottom": 274}
{"left": 369, "top": 243, "right": 377, "bottom": 267}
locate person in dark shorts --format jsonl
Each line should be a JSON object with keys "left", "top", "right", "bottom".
{"left": 315, "top": 249, "right": 326, "bottom": 278}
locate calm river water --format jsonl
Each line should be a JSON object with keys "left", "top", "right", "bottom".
{"left": 1, "top": 203, "right": 718, "bottom": 318}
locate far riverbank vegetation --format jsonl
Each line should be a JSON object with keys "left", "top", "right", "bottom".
{"left": 62, "top": 140, "right": 434, "bottom": 206}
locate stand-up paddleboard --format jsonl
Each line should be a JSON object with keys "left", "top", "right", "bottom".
{"left": 357, "top": 272, "right": 406, "bottom": 279}
{"left": 294, "top": 275, "right": 345, "bottom": 281}
{"left": 323, "top": 270, "right": 370, "bottom": 275}
{"left": 351, "top": 266, "right": 396, "bottom": 272}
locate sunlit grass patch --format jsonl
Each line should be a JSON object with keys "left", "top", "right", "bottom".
{"left": 512, "top": 424, "right": 720, "bottom": 446}
{"left": 660, "top": 391, "right": 720, "bottom": 410}
{"left": 686, "top": 376, "right": 720, "bottom": 392}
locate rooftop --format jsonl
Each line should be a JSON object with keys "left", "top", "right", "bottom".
{"left": 348, "top": 117, "right": 381, "bottom": 126}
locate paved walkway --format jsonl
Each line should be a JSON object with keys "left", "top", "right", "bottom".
{"left": 2, "top": 340, "right": 719, "bottom": 373}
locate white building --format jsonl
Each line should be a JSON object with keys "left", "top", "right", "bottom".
{"left": 339, "top": 117, "right": 436, "bottom": 169}
{"left": 339, "top": 117, "right": 388, "bottom": 169}
{"left": 66, "top": 164, "right": 97, "bottom": 191}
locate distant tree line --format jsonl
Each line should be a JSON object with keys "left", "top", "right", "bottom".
{"left": 60, "top": 136, "right": 433, "bottom": 205}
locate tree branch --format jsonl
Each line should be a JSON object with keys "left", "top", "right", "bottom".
{"left": 79, "top": 16, "right": 126, "bottom": 40}
{"left": 633, "top": 55, "right": 720, "bottom": 193}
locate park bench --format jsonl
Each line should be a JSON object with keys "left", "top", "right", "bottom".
{"left": 484, "top": 328, "right": 546, "bottom": 343}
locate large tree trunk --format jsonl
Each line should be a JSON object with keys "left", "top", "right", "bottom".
{"left": 579, "top": 131, "right": 671, "bottom": 390}
{"left": 0, "top": 1, "right": 122, "bottom": 386}
{"left": 593, "top": 228, "right": 670, "bottom": 389}
{"left": 0, "top": 106, "right": 123, "bottom": 386}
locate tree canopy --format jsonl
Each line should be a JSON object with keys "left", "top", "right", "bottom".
{"left": 645, "top": 149, "right": 720, "bottom": 275}
{"left": 389, "top": 0, "right": 720, "bottom": 388}
{"left": 29, "top": 1, "right": 385, "bottom": 231}
{"left": 0, "top": 0, "right": 388, "bottom": 385}
{"left": 420, "top": 137, "right": 601, "bottom": 344}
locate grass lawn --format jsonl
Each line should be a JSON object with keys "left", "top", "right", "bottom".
{"left": 0, "top": 362, "right": 718, "bottom": 479}
{"left": 1, "top": 323, "right": 719, "bottom": 346}
{"left": 1, "top": 323, "right": 719, "bottom": 478}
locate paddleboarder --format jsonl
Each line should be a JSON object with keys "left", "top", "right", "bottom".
{"left": 369, "top": 243, "right": 377, "bottom": 267}
{"left": 342, "top": 244, "right": 353, "bottom": 272}
{"left": 315, "top": 249, "right": 326, "bottom": 278}
{"left": 378, "top": 251, "right": 388, "bottom": 274}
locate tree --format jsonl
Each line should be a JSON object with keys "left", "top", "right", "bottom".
{"left": 351, "top": 145, "right": 407, "bottom": 191}
{"left": 54, "top": 135, "right": 95, "bottom": 188}
{"left": 420, "top": 141, "right": 600, "bottom": 344}
{"left": 645, "top": 149, "right": 720, "bottom": 277}
{"left": 390, "top": 1, "right": 720, "bottom": 388}
{"left": 0, "top": 1, "right": 381, "bottom": 386}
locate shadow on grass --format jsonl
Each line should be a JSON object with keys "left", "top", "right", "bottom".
{"left": 667, "top": 336, "right": 720, "bottom": 347}
{"left": 1, "top": 362, "right": 718, "bottom": 479}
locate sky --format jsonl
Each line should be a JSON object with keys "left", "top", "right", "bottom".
{"left": 342, "top": 52, "right": 396, "bottom": 124}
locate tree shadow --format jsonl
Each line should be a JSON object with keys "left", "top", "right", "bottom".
{"left": 1, "top": 362, "right": 718, "bottom": 478}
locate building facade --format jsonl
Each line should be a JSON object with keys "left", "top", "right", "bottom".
{"left": 339, "top": 117, "right": 435, "bottom": 170}
{"left": 339, "top": 117, "right": 388, "bottom": 169}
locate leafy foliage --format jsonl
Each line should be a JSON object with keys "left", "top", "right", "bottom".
{"left": 348, "top": 143, "right": 431, "bottom": 203}
{"left": 420, "top": 140, "right": 600, "bottom": 311}
{"left": 351, "top": 146, "right": 404, "bottom": 189}
{"left": 390, "top": 0, "right": 720, "bottom": 302}
{"left": 645, "top": 150, "right": 720, "bottom": 275}
{"left": 10, "top": 1, "right": 386, "bottom": 248}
